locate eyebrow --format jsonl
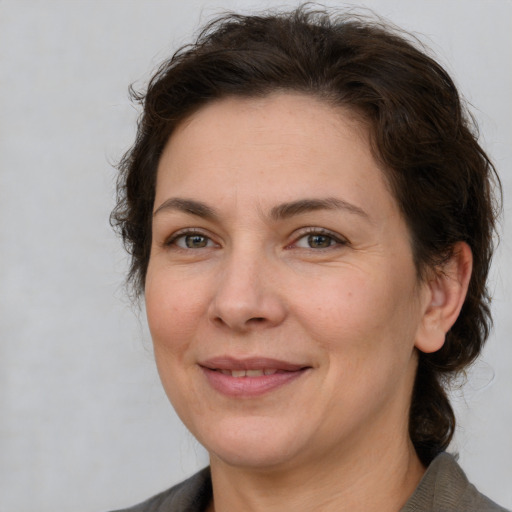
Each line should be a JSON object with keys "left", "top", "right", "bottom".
{"left": 153, "top": 198, "right": 218, "bottom": 219}
{"left": 269, "top": 197, "right": 370, "bottom": 222}
{"left": 153, "top": 196, "right": 369, "bottom": 222}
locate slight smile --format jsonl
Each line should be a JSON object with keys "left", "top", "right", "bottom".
{"left": 199, "top": 357, "right": 312, "bottom": 397}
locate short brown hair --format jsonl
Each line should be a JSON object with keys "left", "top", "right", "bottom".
{"left": 111, "top": 6, "right": 501, "bottom": 465}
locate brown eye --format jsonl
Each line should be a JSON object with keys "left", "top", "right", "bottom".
{"left": 307, "top": 234, "right": 334, "bottom": 248}
{"left": 170, "top": 233, "right": 215, "bottom": 249}
{"left": 292, "top": 229, "right": 347, "bottom": 250}
{"left": 184, "top": 234, "right": 209, "bottom": 248}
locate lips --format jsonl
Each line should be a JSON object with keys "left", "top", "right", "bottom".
{"left": 199, "top": 357, "right": 310, "bottom": 397}
{"left": 201, "top": 356, "right": 306, "bottom": 372}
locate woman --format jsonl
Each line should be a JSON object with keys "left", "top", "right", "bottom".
{"left": 110, "top": 6, "right": 506, "bottom": 512}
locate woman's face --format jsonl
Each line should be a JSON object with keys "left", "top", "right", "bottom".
{"left": 145, "top": 93, "right": 432, "bottom": 471}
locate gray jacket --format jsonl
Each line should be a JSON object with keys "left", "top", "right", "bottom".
{"left": 110, "top": 453, "right": 509, "bottom": 511}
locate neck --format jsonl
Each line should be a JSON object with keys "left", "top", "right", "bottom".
{"left": 208, "top": 428, "right": 425, "bottom": 512}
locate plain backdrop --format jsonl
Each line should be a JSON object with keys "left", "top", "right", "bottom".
{"left": 1, "top": 1, "right": 511, "bottom": 511}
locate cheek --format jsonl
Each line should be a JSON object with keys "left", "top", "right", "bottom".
{"left": 291, "top": 267, "right": 420, "bottom": 357}
{"left": 144, "top": 272, "right": 209, "bottom": 416}
{"left": 145, "top": 270, "right": 209, "bottom": 356}
{"left": 294, "top": 273, "right": 420, "bottom": 412}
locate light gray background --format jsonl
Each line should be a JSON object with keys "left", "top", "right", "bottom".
{"left": 1, "top": 1, "right": 511, "bottom": 511}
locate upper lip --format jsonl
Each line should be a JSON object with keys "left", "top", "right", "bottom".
{"left": 199, "top": 356, "right": 309, "bottom": 372}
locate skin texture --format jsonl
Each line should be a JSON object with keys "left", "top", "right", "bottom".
{"left": 145, "top": 93, "right": 472, "bottom": 512}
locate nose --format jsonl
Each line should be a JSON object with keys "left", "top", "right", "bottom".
{"left": 208, "top": 249, "right": 287, "bottom": 332}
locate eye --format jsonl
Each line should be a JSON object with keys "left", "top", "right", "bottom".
{"left": 167, "top": 232, "right": 216, "bottom": 249}
{"left": 292, "top": 229, "right": 347, "bottom": 249}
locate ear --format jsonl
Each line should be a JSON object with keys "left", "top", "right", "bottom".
{"left": 415, "top": 242, "right": 473, "bottom": 354}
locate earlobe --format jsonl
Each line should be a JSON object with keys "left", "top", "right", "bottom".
{"left": 415, "top": 242, "right": 473, "bottom": 354}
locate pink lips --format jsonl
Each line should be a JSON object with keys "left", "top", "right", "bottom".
{"left": 199, "top": 357, "right": 310, "bottom": 397}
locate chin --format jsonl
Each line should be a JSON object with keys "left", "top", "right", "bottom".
{"left": 194, "top": 416, "right": 306, "bottom": 470}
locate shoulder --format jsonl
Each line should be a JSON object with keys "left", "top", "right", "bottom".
{"left": 107, "top": 467, "right": 212, "bottom": 512}
{"left": 402, "top": 452, "right": 509, "bottom": 512}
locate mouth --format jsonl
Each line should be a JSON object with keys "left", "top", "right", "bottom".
{"left": 199, "top": 357, "right": 311, "bottom": 397}
{"left": 216, "top": 368, "right": 284, "bottom": 377}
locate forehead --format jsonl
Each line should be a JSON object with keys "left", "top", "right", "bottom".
{"left": 155, "top": 93, "right": 395, "bottom": 219}
{"left": 168, "top": 93, "right": 369, "bottom": 155}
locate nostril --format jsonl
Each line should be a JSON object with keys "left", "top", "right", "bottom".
{"left": 213, "top": 316, "right": 227, "bottom": 326}
{"left": 211, "top": 315, "right": 267, "bottom": 330}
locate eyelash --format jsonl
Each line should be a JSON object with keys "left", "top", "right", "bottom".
{"left": 289, "top": 228, "right": 349, "bottom": 250}
{"left": 164, "top": 227, "right": 348, "bottom": 251}
{"left": 164, "top": 229, "right": 217, "bottom": 249}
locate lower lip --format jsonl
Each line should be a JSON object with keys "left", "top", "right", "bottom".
{"left": 200, "top": 367, "right": 308, "bottom": 397}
